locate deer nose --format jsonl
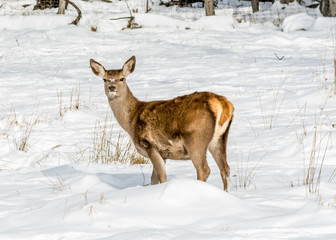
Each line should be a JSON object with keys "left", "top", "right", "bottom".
{"left": 109, "top": 85, "right": 116, "bottom": 91}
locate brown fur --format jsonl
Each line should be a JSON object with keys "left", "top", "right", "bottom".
{"left": 90, "top": 56, "right": 234, "bottom": 190}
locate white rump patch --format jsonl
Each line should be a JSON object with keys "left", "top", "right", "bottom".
{"left": 208, "top": 110, "right": 230, "bottom": 152}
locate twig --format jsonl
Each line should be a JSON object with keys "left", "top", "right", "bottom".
{"left": 274, "top": 53, "right": 285, "bottom": 60}
{"left": 124, "top": 0, "right": 132, "bottom": 18}
{"left": 110, "top": 16, "right": 132, "bottom": 21}
{"left": 109, "top": 0, "right": 133, "bottom": 21}
{"left": 65, "top": 0, "right": 82, "bottom": 26}
{"left": 146, "top": 0, "right": 152, "bottom": 13}
{"left": 110, "top": 0, "right": 135, "bottom": 29}
{"left": 110, "top": 17, "right": 137, "bottom": 30}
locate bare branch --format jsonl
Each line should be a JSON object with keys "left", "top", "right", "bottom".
{"left": 110, "top": 17, "right": 132, "bottom": 21}
{"left": 65, "top": 0, "right": 82, "bottom": 26}
{"left": 124, "top": 0, "right": 133, "bottom": 18}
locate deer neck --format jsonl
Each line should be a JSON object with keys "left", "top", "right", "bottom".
{"left": 108, "top": 85, "right": 140, "bottom": 135}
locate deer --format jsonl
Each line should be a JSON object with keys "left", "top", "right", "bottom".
{"left": 89, "top": 56, "right": 234, "bottom": 191}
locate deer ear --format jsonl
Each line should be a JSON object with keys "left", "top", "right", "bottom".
{"left": 90, "top": 59, "right": 106, "bottom": 77}
{"left": 122, "top": 56, "right": 136, "bottom": 76}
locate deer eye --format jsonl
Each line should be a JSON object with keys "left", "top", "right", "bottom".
{"left": 120, "top": 78, "right": 125, "bottom": 82}
{"left": 103, "top": 79, "right": 107, "bottom": 82}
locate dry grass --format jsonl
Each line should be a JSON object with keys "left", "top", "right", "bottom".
{"left": 315, "top": 27, "right": 336, "bottom": 94}
{"left": 231, "top": 148, "right": 265, "bottom": 190}
{"left": 290, "top": 104, "right": 308, "bottom": 154}
{"left": 329, "top": 168, "right": 336, "bottom": 183}
{"left": 315, "top": 46, "right": 329, "bottom": 91}
{"left": 99, "top": 192, "right": 106, "bottom": 204}
{"left": 258, "top": 76, "right": 286, "bottom": 130}
{"left": 304, "top": 126, "right": 332, "bottom": 194}
{"left": 70, "top": 114, "right": 148, "bottom": 165}
{"left": 90, "top": 115, "right": 148, "bottom": 165}
{"left": 90, "top": 116, "right": 114, "bottom": 164}
{"left": 15, "top": 114, "right": 38, "bottom": 152}
{"left": 333, "top": 49, "right": 336, "bottom": 95}
{"left": 90, "top": 25, "right": 98, "bottom": 32}
{"left": 303, "top": 99, "right": 333, "bottom": 194}
{"left": 334, "top": 58, "right": 336, "bottom": 95}
{"left": 1, "top": 106, "right": 18, "bottom": 137}
{"left": 332, "top": 24, "right": 336, "bottom": 95}
{"left": 87, "top": 9, "right": 99, "bottom": 32}
{"left": 87, "top": 18, "right": 98, "bottom": 32}
{"left": 42, "top": 171, "right": 70, "bottom": 192}
{"left": 3, "top": 105, "right": 40, "bottom": 152}
{"left": 57, "top": 84, "right": 81, "bottom": 119}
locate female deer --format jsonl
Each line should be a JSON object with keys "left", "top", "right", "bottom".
{"left": 90, "top": 56, "right": 234, "bottom": 190}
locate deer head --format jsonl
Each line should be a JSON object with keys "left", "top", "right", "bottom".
{"left": 90, "top": 56, "right": 136, "bottom": 100}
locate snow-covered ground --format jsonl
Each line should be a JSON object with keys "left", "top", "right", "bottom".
{"left": 0, "top": 0, "right": 336, "bottom": 239}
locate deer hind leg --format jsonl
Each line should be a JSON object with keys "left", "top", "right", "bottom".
{"left": 208, "top": 120, "right": 232, "bottom": 191}
{"left": 191, "top": 151, "right": 211, "bottom": 182}
{"left": 183, "top": 133, "right": 211, "bottom": 182}
{"left": 147, "top": 147, "right": 167, "bottom": 184}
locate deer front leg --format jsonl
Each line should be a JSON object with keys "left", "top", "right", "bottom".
{"left": 147, "top": 147, "right": 167, "bottom": 184}
{"left": 151, "top": 159, "right": 167, "bottom": 185}
{"left": 151, "top": 167, "right": 159, "bottom": 185}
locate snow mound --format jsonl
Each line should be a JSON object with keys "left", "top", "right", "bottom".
{"left": 105, "top": 178, "right": 250, "bottom": 226}
{"left": 282, "top": 13, "right": 315, "bottom": 32}
{"left": 134, "top": 14, "right": 186, "bottom": 29}
{"left": 312, "top": 17, "right": 336, "bottom": 31}
{"left": 189, "top": 16, "right": 234, "bottom": 31}
{"left": 0, "top": 150, "right": 29, "bottom": 169}
{"left": 134, "top": 14, "right": 234, "bottom": 31}
{"left": 271, "top": 1, "right": 303, "bottom": 13}
{"left": 0, "top": 15, "right": 74, "bottom": 30}
{"left": 71, "top": 174, "right": 114, "bottom": 192}
{"left": 159, "top": 178, "right": 243, "bottom": 208}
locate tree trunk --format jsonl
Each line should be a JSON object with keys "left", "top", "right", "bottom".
{"left": 58, "top": 0, "right": 66, "bottom": 14}
{"left": 251, "top": 0, "right": 259, "bottom": 13}
{"left": 205, "top": 0, "right": 215, "bottom": 16}
{"left": 319, "top": 0, "right": 336, "bottom": 17}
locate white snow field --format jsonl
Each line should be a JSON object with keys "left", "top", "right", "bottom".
{"left": 0, "top": 0, "right": 336, "bottom": 239}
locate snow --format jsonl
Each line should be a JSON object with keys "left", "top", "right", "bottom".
{"left": 1, "top": 0, "right": 336, "bottom": 239}
{"left": 282, "top": 13, "right": 316, "bottom": 32}
{"left": 0, "top": 15, "right": 74, "bottom": 30}
{"left": 134, "top": 14, "right": 235, "bottom": 31}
